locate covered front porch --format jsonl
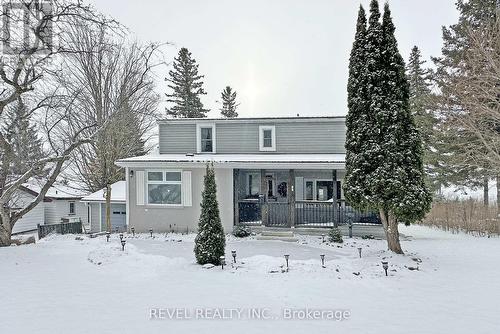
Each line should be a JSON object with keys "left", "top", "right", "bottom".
{"left": 233, "top": 168, "right": 380, "bottom": 228}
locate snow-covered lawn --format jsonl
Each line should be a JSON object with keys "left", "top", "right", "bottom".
{"left": 1, "top": 225, "right": 498, "bottom": 334}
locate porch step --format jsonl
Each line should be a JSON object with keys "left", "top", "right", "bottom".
{"left": 260, "top": 230, "right": 295, "bottom": 237}
{"left": 256, "top": 235, "right": 299, "bottom": 242}
{"left": 255, "top": 229, "right": 298, "bottom": 242}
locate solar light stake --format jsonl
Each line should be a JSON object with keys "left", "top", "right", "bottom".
{"left": 321, "top": 234, "right": 325, "bottom": 243}
{"left": 106, "top": 232, "right": 110, "bottom": 242}
{"left": 119, "top": 233, "right": 123, "bottom": 241}
{"left": 348, "top": 222, "right": 353, "bottom": 238}
{"left": 284, "top": 254, "right": 290, "bottom": 269}
{"left": 382, "top": 261, "right": 389, "bottom": 276}
{"left": 131, "top": 227, "right": 135, "bottom": 237}
{"left": 320, "top": 254, "right": 325, "bottom": 267}
{"left": 149, "top": 228, "right": 153, "bottom": 238}
{"left": 231, "top": 250, "right": 237, "bottom": 263}
{"left": 121, "top": 240, "right": 126, "bottom": 251}
{"left": 358, "top": 247, "right": 362, "bottom": 258}
{"left": 220, "top": 256, "right": 226, "bottom": 269}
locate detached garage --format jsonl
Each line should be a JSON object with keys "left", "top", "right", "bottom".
{"left": 81, "top": 181, "right": 127, "bottom": 233}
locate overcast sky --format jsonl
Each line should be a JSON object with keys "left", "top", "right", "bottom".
{"left": 91, "top": 0, "right": 459, "bottom": 118}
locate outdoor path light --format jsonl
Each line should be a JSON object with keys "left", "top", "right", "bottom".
{"left": 382, "top": 261, "right": 389, "bottom": 276}
{"left": 121, "top": 240, "right": 126, "bottom": 251}
{"left": 220, "top": 256, "right": 226, "bottom": 269}
{"left": 284, "top": 254, "right": 290, "bottom": 269}
{"left": 231, "top": 250, "right": 237, "bottom": 263}
{"left": 358, "top": 247, "right": 362, "bottom": 258}
{"left": 106, "top": 232, "right": 110, "bottom": 242}
{"left": 119, "top": 233, "right": 123, "bottom": 241}
{"left": 149, "top": 228, "right": 153, "bottom": 238}
{"left": 320, "top": 254, "right": 325, "bottom": 267}
{"left": 131, "top": 227, "right": 135, "bottom": 236}
{"left": 321, "top": 234, "right": 325, "bottom": 243}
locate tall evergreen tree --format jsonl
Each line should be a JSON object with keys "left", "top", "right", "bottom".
{"left": 2, "top": 100, "right": 44, "bottom": 176}
{"left": 406, "top": 46, "right": 441, "bottom": 191}
{"left": 166, "top": 48, "right": 209, "bottom": 118}
{"left": 345, "top": 5, "right": 369, "bottom": 208}
{"left": 194, "top": 163, "right": 226, "bottom": 265}
{"left": 219, "top": 86, "right": 239, "bottom": 118}
{"left": 344, "top": 0, "right": 431, "bottom": 254}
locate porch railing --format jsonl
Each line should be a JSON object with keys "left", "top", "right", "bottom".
{"left": 295, "top": 200, "right": 335, "bottom": 227}
{"left": 238, "top": 200, "right": 261, "bottom": 224}
{"left": 237, "top": 199, "right": 381, "bottom": 227}
{"left": 267, "top": 202, "right": 290, "bottom": 227}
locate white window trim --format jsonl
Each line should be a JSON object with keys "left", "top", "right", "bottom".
{"left": 146, "top": 170, "right": 183, "bottom": 206}
{"left": 259, "top": 125, "right": 276, "bottom": 151}
{"left": 196, "top": 123, "right": 216, "bottom": 153}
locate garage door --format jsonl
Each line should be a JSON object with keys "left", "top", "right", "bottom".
{"left": 100, "top": 203, "right": 126, "bottom": 232}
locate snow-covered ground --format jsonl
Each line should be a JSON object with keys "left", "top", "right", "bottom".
{"left": 1, "top": 225, "right": 499, "bottom": 334}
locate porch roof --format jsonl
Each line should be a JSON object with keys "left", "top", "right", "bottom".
{"left": 115, "top": 153, "right": 346, "bottom": 169}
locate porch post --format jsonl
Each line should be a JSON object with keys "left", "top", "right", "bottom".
{"left": 288, "top": 169, "right": 295, "bottom": 227}
{"left": 260, "top": 169, "right": 268, "bottom": 226}
{"left": 233, "top": 169, "right": 240, "bottom": 226}
{"left": 332, "top": 169, "right": 338, "bottom": 227}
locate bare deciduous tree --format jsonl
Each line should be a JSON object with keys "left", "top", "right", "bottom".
{"left": 0, "top": 1, "right": 117, "bottom": 246}
{"left": 439, "top": 14, "right": 500, "bottom": 213}
{"left": 61, "top": 22, "right": 162, "bottom": 231}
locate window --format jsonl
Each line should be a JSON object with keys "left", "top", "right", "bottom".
{"left": 304, "top": 180, "right": 334, "bottom": 201}
{"left": 147, "top": 171, "right": 182, "bottom": 205}
{"left": 266, "top": 174, "right": 275, "bottom": 197}
{"left": 259, "top": 125, "right": 276, "bottom": 151}
{"left": 197, "top": 123, "right": 216, "bottom": 153}
{"left": 69, "top": 202, "right": 75, "bottom": 215}
{"left": 246, "top": 173, "right": 260, "bottom": 197}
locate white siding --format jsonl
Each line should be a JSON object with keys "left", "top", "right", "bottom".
{"left": 11, "top": 191, "right": 45, "bottom": 234}
{"left": 44, "top": 200, "right": 88, "bottom": 225}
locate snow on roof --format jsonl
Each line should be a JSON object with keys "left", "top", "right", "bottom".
{"left": 81, "top": 181, "right": 126, "bottom": 203}
{"left": 158, "top": 116, "right": 346, "bottom": 124}
{"left": 22, "top": 182, "right": 89, "bottom": 199}
{"left": 116, "top": 153, "right": 346, "bottom": 165}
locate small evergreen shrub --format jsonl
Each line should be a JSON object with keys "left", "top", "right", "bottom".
{"left": 194, "top": 163, "right": 226, "bottom": 265}
{"left": 329, "top": 227, "right": 343, "bottom": 243}
{"left": 232, "top": 226, "right": 251, "bottom": 238}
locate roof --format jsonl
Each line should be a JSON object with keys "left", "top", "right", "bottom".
{"left": 22, "top": 182, "right": 88, "bottom": 200}
{"left": 116, "top": 153, "right": 346, "bottom": 169}
{"left": 80, "top": 181, "right": 126, "bottom": 203}
{"left": 158, "top": 116, "right": 346, "bottom": 124}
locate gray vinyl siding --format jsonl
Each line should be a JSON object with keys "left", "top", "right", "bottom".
{"left": 159, "top": 119, "right": 345, "bottom": 154}
{"left": 90, "top": 203, "right": 101, "bottom": 233}
{"left": 159, "top": 123, "right": 196, "bottom": 154}
{"left": 216, "top": 122, "right": 260, "bottom": 153}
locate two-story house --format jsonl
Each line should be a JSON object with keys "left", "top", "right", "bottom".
{"left": 116, "top": 116, "right": 379, "bottom": 233}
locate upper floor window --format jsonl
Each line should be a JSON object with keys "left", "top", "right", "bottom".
{"left": 197, "top": 123, "right": 216, "bottom": 153}
{"left": 259, "top": 125, "right": 276, "bottom": 151}
{"left": 147, "top": 171, "right": 182, "bottom": 205}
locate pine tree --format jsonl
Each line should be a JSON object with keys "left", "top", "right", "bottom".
{"left": 219, "top": 86, "right": 239, "bottom": 118}
{"left": 406, "top": 46, "right": 441, "bottom": 191}
{"left": 166, "top": 48, "right": 209, "bottom": 118}
{"left": 2, "top": 100, "right": 44, "bottom": 175}
{"left": 344, "top": 0, "right": 431, "bottom": 254}
{"left": 194, "top": 163, "right": 226, "bottom": 265}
